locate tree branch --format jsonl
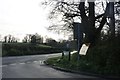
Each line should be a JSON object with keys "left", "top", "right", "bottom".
{"left": 95, "top": 13, "right": 104, "bottom": 19}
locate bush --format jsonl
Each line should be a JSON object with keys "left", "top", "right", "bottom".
{"left": 2, "top": 43, "right": 62, "bottom": 56}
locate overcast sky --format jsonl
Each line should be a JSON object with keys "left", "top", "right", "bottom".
{"left": 0, "top": 0, "right": 68, "bottom": 41}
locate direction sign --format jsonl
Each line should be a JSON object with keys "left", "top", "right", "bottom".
{"left": 73, "top": 22, "right": 83, "bottom": 40}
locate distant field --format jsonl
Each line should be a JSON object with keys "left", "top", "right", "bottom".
{"left": 2, "top": 43, "right": 62, "bottom": 57}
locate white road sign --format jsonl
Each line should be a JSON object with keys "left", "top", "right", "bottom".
{"left": 79, "top": 43, "right": 90, "bottom": 55}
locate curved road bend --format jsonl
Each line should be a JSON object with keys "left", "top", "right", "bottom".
{"left": 2, "top": 53, "right": 105, "bottom": 79}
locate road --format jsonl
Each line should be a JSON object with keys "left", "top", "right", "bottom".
{"left": 2, "top": 53, "right": 103, "bottom": 79}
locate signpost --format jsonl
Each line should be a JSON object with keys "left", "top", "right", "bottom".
{"left": 73, "top": 22, "right": 90, "bottom": 60}
{"left": 73, "top": 23, "right": 83, "bottom": 40}
{"left": 73, "top": 22, "right": 84, "bottom": 60}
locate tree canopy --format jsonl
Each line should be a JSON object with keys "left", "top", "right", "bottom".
{"left": 42, "top": 0, "right": 120, "bottom": 44}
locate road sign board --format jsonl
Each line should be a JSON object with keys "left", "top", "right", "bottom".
{"left": 79, "top": 43, "right": 90, "bottom": 55}
{"left": 73, "top": 23, "right": 83, "bottom": 40}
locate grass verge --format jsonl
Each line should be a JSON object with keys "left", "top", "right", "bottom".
{"left": 46, "top": 52, "right": 120, "bottom": 77}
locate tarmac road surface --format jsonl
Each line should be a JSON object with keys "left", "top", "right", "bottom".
{"left": 2, "top": 53, "right": 104, "bottom": 79}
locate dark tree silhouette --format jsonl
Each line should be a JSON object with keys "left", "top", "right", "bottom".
{"left": 41, "top": 0, "right": 119, "bottom": 45}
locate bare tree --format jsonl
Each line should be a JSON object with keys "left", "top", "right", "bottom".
{"left": 41, "top": 0, "right": 118, "bottom": 44}
{"left": 4, "top": 36, "right": 7, "bottom": 43}
{"left": 22, "top": 33, "right": 43, "bottom": 44}
{"left": 3, "top": 35, "right": 19, "bottom": 43}
{"left": 115, "top": 1, "right": 120, "bottom": 36}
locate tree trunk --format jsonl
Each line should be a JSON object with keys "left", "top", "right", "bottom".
{"left": 109, "top": 2, "right": 115, "bottom": 38}
{"left": 78, "top": 2, "right": 108, "bottom": 45}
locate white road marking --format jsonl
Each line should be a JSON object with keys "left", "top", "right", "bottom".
{"left": 32, "top": 60, "right": 44, "bottom": 64}
{"left": 19, "top": 63, "right": 25, "bottom": 65}
{"left": 39, "top": 60, "right": 44, "bottom": 64}
{"left": 0, "top": 65, "right": 7, "bottom": 67}
{"left": 5, "top": 62, "right": 26, "bottom": 66}
{"left": 33, "top": 61, "right": 37, "bottom": 63}
{"left": 2, "top": 60, "right": 45, "bottom": 67}
{"left": 9, "top": 63, "right": 17, "bottom": 66}
{"left": 39, "top": 61, "right": 42, "bottom": 64}
{"left": 26, "top": 62, "right": 31, "bottom": 64}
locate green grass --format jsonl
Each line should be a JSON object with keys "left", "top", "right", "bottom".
{"left": 46, "top": 38, "right": 120, "bottom": 76}
{"left": 46, "top": 53, "right": 120, "bottom": 76}
{"left": 46, "top": 53, "right": 98, "bottom": 72}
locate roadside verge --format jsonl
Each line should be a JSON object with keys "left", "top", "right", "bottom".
{"left": 44, "top": 61, "right": 120, "bottom": 79}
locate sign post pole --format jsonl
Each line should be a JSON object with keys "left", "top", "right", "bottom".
{"left": 73, "top": 22, "right": 83, "bottom": 61}
{"left": 77, "top": 39, "right": 80, "bottom": 61}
